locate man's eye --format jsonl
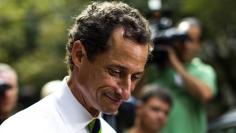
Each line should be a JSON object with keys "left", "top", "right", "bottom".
{"left": 131, "top": 74, "right": 142, "bottom": 81}
{"left": 150, "top": 106, "right": 161, "bottom": 112}
{"left": 108, "top": 68, "right": 120, "bottom": 77}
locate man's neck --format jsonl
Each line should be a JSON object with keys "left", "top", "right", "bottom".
{"left": 67, "top": 75, "right": 100, "bottom": 117}
{"left": 129, "top": 126, "right": 156, "bottom": 133}
{"left": 129, "top": 118, "right": 157, "bottom": 133}
{"left": 0, "top": 113, "right": 10, "bottom": 124}
{"left": 128, "top": 127, "right": 140, "bottom": 133}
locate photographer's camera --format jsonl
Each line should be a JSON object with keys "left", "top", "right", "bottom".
{"left": 151, "top": 28, "right": 190, "bottom": 66}
{"left": 0, "top": 80, "right": 11, "bottom": 96}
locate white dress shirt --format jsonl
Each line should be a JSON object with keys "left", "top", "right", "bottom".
{"left": 0, "top": 77, "right": 116, "bottom": 133}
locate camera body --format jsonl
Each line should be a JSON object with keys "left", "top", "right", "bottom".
{"left": 0, "top": 80, "right": 11, "bottom": 96}
{"left": 151, "top": 28, "right": 190, "bottom": 66}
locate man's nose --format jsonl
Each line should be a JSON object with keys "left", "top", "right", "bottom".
{"left": 119, "top": 77, "right": 132, "bottom": 101}
{"left": 157, "top": 111, "right": 167, "bottom": 122}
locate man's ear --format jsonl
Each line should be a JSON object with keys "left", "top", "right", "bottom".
{"left": 71, "top": 40, "right": 86, "bottom": 68}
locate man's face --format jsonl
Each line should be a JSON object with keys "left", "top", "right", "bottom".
{"left": 74, "top": 27, "right": 149, "bottom": 115}
{"left": 0, "top": 71, "right": 18, "bottom": 115}
{"left": 177, "top": 26, "right": 201, "bottom": 62}
{"left": 139, "top": 97, "right": 170, "bottom": 133}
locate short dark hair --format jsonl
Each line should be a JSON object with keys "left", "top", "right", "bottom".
{"left": 141, "top": 86, "right": 173, "bottom": 107}
{"left": 66, "top": 1, "right": 151, "bottom": 71}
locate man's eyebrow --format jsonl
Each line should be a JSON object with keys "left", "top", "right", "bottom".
{"left": 107, "top": 64, "right": 144, "bottom": 74}
{"left": 134, "top": 72, "right": 144, "bottom": 75}
{"left": 107, "top": 64, "right": 127, "bottom": 71}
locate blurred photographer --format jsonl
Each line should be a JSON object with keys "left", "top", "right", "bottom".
{"left": 144, "top": 18, "right": 217, "bottom": 133}
{"left": 0, "top": 63, "right": 18, "bottom": 124}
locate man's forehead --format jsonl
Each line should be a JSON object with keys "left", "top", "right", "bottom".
{"left": 92, "top": 26, "right": 149, "bottom": 73}
{"left": 111, "top": 26, "right": 125, "bottom": 41}
{"left": 0, "top": 71, "right": 17, "bottom": 82}
{"left": 109, "top": 27, "right": 149, "bottom": 52}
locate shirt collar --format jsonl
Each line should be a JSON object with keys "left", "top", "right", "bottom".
{"left": 55, "top": 76, "right": 102, "bottom": 132}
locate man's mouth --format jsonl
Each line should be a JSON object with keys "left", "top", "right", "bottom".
{"left": 105, "top": 93, "right": 122, "bottom": 105}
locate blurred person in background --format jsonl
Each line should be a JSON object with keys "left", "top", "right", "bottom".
{"left": 0, "top": 63, "right": 18, "bottom": 124}
{"left": 126, "top": 84, "right": 172, "bottom": 133}
{"left": 0, "top": 1, "right": 151, "bottom": 133}
{"left": 40, "top": 80, "right": 63, "bottom": 99}
{"left": 115, "top": 95, "right": 138, "bottom": 132}
{"left": 144, "top": 17, "right": 217, "bottom": 133}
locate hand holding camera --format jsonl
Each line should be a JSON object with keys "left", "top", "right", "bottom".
{"left": 151, "top": 28, "right": 190, "bottom": 67}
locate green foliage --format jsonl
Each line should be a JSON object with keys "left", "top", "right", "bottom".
{"left": 0, "top": 0, "right": 89, "bottom": 92}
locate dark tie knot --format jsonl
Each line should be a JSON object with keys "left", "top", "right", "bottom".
{"left": 88, "top": 118, "right": 101, "bottom": 133}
